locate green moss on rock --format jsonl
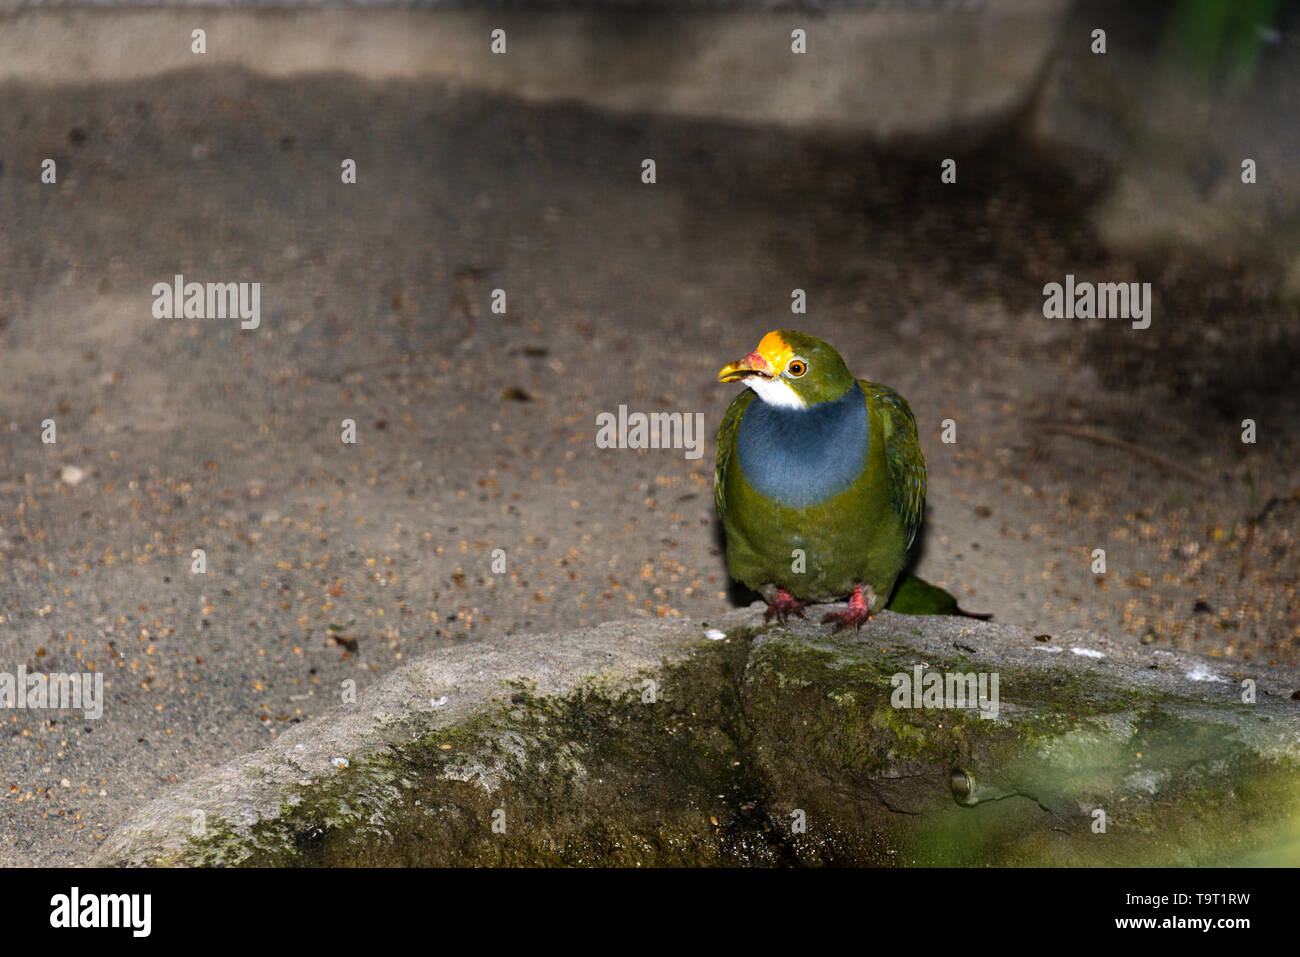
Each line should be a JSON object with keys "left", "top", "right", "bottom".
{"left": 166, "top": 626, "right": 1300, "bottom": 867}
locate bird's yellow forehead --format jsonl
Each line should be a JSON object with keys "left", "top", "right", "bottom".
{"left": 757, "top": 331, "right": 794, "bottom": 370}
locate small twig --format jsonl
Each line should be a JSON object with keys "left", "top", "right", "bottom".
{"left": 1245, "top": 491, "right": 1295, "bottom": 527}
{"left": 1238, "top": 488, "right": 1299, "bottom": 580}
{"left": 1038, "top": 425, "right": 1213, "bottom": 486}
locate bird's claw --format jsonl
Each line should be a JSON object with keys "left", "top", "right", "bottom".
{"left": 820, "top": 608, "right": 873, "bottom": 633}
{"left": 763, "top": 589, "right": 807, "bottom": 625}
{"left": 821, "top": 584, "right": 876, "bottom": 633}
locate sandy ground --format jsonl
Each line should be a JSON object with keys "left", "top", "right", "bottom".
{"left": 0, "top": 62, "right": 1296, "bottom": 865}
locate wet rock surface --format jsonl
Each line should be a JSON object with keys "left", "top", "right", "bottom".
{"left": 93, "top": 606, "right": 1300, "bottom": 866}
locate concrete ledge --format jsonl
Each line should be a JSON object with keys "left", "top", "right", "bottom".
{"left": 93, "top": 606, "right": 1300, "bottom": 866}
{"left": 0, "top": 3, "right": 1067, "bottom": 134}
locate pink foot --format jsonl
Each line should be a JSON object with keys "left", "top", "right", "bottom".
{"left": 763, "top": 587, "right": 807, "bottom": 625}
{"left": 821, "top": 583, "right": 876, "bottom": 633}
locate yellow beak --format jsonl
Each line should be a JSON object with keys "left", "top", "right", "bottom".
{"left": 718, "top": 348, "right": 774, "bottom": 383}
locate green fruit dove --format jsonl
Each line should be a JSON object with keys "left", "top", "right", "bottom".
{"left": 714, "top": 330, "right": 930, "bottom": 630}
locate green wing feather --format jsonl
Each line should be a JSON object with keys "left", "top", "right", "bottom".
{"left": 714, "top": 388, "right": 756, "bottom": 522}
{"left": 860, "top": 380, "right": 926, "bottom": 549}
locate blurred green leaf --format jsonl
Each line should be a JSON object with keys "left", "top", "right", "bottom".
{"left": 1167, "top": 0, "right": 1282, "bottom": 91}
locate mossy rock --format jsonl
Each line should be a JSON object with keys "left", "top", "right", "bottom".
{"left": 91, "top": 608, "right": 1300, "bottom": 866}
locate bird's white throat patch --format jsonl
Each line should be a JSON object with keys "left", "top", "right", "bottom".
{"left": 748, "top": 377, "right": 807, "bottom": 410}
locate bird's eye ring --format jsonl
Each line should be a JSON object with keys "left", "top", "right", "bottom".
{"left": 786, "top": 358, "right": 808, "bottom": 378}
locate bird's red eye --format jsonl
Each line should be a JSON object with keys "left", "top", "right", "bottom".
{"left": 786, "top": 359, "right": 807, "bottom": 378}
